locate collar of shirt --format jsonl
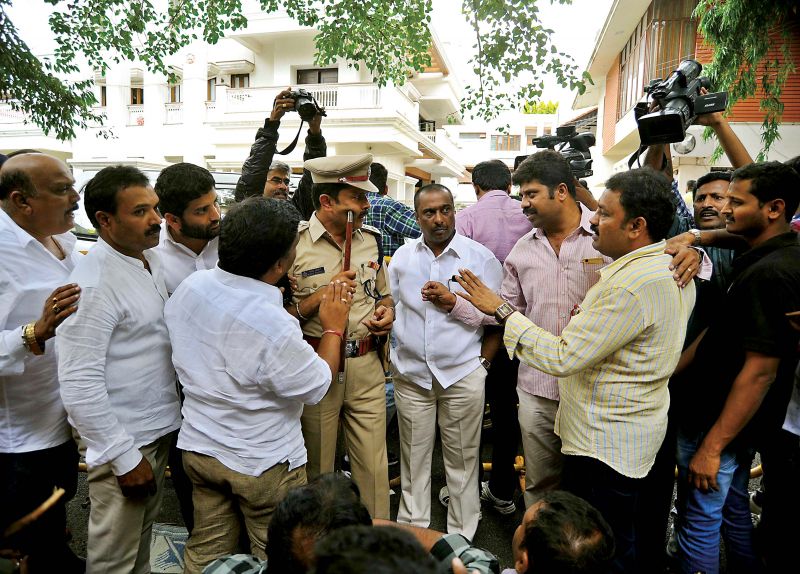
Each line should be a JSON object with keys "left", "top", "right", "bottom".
{"left": 308, "top": 212, "right": 366, "bottom": 244}
{"left": 732, "top": 232, "right": 799, "bottom": 274}
{"left": 412, "top": 232, "right": 467, "bottom": 259}
{"left": 477, "top": 189, "right": 511, "bottom": 202}
{"left": 211, "top": 265, "right": 283, "bottom": 307}
{"left": 95, "top": 235, "right": 162, "bottom": 274}
{"left": 0, "top": 208, "right": 78, "bottom": 253}
{"left": 531, "top": 203, "right": 595, "bottom": 241}
{"left": 159, "top": 223, "right": 217, "bottom": 259}
{"left": 599, "top": 240, "right": 667, "bottom": 282}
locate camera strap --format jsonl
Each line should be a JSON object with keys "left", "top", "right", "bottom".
{"left": 275, "top": 120, "right": 305, "bottom": 155}
{"left": 627, "top": 144, "right": 648, "bottom": 169}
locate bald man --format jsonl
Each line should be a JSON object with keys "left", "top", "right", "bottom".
{"left": 0, "top": 153, "right": 84, "bottom": 571}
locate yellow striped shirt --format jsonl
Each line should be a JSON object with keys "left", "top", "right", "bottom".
{"left": 503, "top": 240, "right": 695, "bottom": 478}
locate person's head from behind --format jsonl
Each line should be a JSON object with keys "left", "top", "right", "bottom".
{"left": 0, "top": 152, "right": 79, "bottom": 237}
{"left": 472, "top": 159, "right": 512, "bottom": 195}
{"left": 724, "top": 161, "right": 800, "bottom": 242}
{"left": 692, "top": 171, "right": 731, "bottom": 230}
{"left": 312, "top": 525, "right": 439, "bottom": 574}
{"left": 83, "top": 165, "right": 161, "bottom": 257}
{"left": 369, "top": 162, "right": 389, "bottom": 196}
{"left": 512, "top": 491, "right": 614, "bottom": 574}
{"left": 589, "top": 167, "right": 675, "bottom": 260}
{"left": 218, "top": 197, "right": 300, "bottom": 284}
{"left": 155, "top": 162, "right": 220, "bottom": 242}
{"left": 414, "top": 183, "right": 456, "bottom": 251}
{"left": 266, "top": 473, "right": 372, "bottom": 574}
{"left": 264, "top": 160, "right": 292, "bottom": 200}
{"left": 513, "top": 150, "right": 578, "bottom": 231}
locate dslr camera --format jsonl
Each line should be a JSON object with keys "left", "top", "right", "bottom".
{"left": 515, "top": 126, "right": 596, "bottom": 178}
{"left": 286, "top": 89, "right": 326, "bottom": 122}
{"left": 636, "top": 59, "right": 727, "bottom": 146}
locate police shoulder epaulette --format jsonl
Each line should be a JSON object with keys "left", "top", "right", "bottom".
{"left": 361, "top": 223, "right": 382, "bottom": 237}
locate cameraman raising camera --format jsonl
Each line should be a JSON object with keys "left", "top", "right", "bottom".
{"left": 234, "top": 88, "right": 327, "bottom": 219}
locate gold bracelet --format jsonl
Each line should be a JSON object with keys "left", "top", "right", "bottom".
{"left": 22, "top": 322, "right": 45, "bottom": 355}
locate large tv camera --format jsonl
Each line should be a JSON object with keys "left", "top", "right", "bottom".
{"left": 514, "top": 125, "right": 595, "bottom": 178}
{"left": 636, "top": 59, "right": 727, "bottom": 146}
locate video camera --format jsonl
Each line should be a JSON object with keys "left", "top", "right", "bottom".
{"left": 636, "top": 59, "right": 727, "bottom": 146}
{"left": 514, "top": 126, "right": 596, "bottom": 178}
{"left": 287, "top": 89, "right": 326, "bottom": 122}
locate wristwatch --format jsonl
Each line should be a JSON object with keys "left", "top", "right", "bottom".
{"left": 493, "top": 302, "right": 516, "bottom": 324}
{"left": 479, "top": 356, "right": 491, "bottom": 370}
{"left": 689, "top": 228, "right": 702, "bottom": 247}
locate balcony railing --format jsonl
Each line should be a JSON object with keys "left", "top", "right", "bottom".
{"left": 165, "top": 103, "right": 183, "bottom": 125}
{"left": 0, "top": 104, "right": 27, "bottom": 124}
{"left": 227, "top": 83, "right": 382, "bottom": 113}
{"left": 128, "top": 105, "right": 145, "bottom": 126}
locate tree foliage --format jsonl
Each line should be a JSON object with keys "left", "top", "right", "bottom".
{"left": 0, "top": 0, "right": 588, "bottom": 141}
{"left": 523, "top": 100, "right": 560, "bottom": 114}
{"left": 695, "top": 0, "right": 798, "bottom": 161}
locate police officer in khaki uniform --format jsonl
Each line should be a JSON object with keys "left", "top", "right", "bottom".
{"left": 288, "top": 153, "right": 393, "bottom": 519}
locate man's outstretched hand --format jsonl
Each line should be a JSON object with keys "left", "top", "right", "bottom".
{"left": 453, "top": 268, "right": 505, "bottom": 316}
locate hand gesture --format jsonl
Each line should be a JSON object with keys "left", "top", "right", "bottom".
{"left": 319, "top": 281, "right": 353, "bottom": 333}
{"left": 35, "top": 283, "right": 81, "bottom": 341}
{"left": 452, "top": 269, "right": 505, "bottom": 316}
{"left": 330, "top": 269, "right": 357, "bottom": 295}
{"left": 270, "top": 88, "right": 295, "bottom": 121}
{"left": 421, "top": 281, "right": 456, "bottom": 312}
{"left": 666, "top": 245, "right": 702, "bottom": 288}
{"left": 116, "top": 456, "right": 157, "bottom": 498}
{"left": 308, "top": 108, "right": 325, "bottom": 134}
{"left": 687, "top": 444, "right": 720, "bottom": 493}
{"left": 362, "top": 305, "right": 393, "bottom": 336}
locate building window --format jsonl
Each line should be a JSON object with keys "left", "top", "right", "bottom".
{"left": 490, "top": 135, "right": 521, "bottom": 151}
{"left": 460, "top": 132, "right": 486, "bottom": 140}
{"left": 297, "top": 68, "right": 339, "bottom": 84}
{"left": 168, "top": 84, "right": 181, "bottom": 103}
{"left": 617, "top": 0, "right": 697, "bottom": 120}
{"left": 100, "top": 86, "right": 107, "bottom": 107}
{"left": 130, "top": 87, "right": 144, "bottom": 105}
{"left": 207, "top": 78, "right": 216, "bottom": 101}
{"left": 419, "top": 119, "right": 436, "bottom": 133}
{"left": 230, "top": 74, "right": 249, "bottom": 88}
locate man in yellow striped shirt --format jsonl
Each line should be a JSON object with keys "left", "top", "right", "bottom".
{"left": 455, "top": 168, "right": 696, "bottom": 574}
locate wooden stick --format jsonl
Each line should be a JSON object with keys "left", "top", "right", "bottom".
{"left": 3, "top": 488, "right": 65, "bottom": 539}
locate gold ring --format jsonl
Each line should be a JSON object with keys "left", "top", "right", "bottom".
{"left": 341, "top": 298, "right": 347, "bottom": 303}
{"left": 53, "top": 304, "right": 60, "bottom": 314}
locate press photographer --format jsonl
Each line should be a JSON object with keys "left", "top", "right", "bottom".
{"left": 234, "top": 87, "right": 327, "bottom": 219}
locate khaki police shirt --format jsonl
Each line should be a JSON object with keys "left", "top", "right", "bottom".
{"left": 292, "top": 213, "right": 388, "bottom": 340}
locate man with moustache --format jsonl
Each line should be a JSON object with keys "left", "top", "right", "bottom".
{"left": 235, "top": 88, "right": 327, "bottom": 219}
{"left": 57, "top": 166, "right": 182, "bottom": 574}
{"left": 290, "top": 154, "right": 394, "bottom": 519}
{"left": 154, "top": 163, "right": 221, "bottom": 295}
{"left": 674, "top": 162, "right": 800, "bottom": 574}
{"left": 455, "top": 168, "right": 696, "bottom": 573}
{"left": 0, "top": 152, "right": 84, "bottom": 572}
{"left": 389, "top": 184, "right": 502, "bottom": 540}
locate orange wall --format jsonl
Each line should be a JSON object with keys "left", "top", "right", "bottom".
{"left": 603, "top": 54, "right": 621, "bottom": 153}
{"left": 694, "top": 21, "right": 800, "bottom": 123}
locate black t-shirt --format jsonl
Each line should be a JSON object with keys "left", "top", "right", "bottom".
{"left": 677, "top": 232, "right": 800, "bottom": 445}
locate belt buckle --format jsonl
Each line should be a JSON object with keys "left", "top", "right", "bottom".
{"left": 345, "top": 339, "right": 359, "bottom": 358}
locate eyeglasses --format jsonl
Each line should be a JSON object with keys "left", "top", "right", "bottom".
{"left": 268, "top": 177, "right": 291, "bottom": 186}
{"left": 361, "top": 264, "right": 386, "bottom": 301}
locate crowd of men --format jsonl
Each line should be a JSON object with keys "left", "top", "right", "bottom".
{"left": 1, "top": 94, "right": 799, "bottom": 574}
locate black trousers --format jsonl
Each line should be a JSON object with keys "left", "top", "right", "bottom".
{"left": 0, "top": 439, "right": 79, "bottom": 570}
{"left": 563, "top": 454, "right": 644, "bottom": 574}
{"left": 481, "top": 351, "right": 521, "bottom": 501}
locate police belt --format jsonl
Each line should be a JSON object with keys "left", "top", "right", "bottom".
{"left": 303, "top": 334, "right": 378, "bottom": 368}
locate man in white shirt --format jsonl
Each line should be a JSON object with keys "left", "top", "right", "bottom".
{"left": 0, "top": 152, "right": 83, "bottom": 572}
{"left": 152, "top": 161, "right": 221, "bottom": 533}
{"left": 389, "top": 184, "right": 503, "bottom": 540}
{"left": 165, "top": 197, "right": 352, "bottom": 573}
{"left": 57, "top": 165, "right": 182, "bottom": 574}
{"left": 153, "top": 162, "right": 221, "bottom": 295}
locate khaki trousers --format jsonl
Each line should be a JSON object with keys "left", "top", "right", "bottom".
{"left": 394, "top": 367, "right": 486, "bottom": 541}
{"left": 181, "top": 452, "right": 306, "bottom": 574}
{"left": 301, "top": 351, "right": 389, "bottom": 519}
{"left": 82, "top": 432, "right": 172, "bottom": 574}
{"left": 517, "top": 390, "right": 562, "bottom": 508}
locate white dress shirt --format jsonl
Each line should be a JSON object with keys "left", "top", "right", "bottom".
{"left": 56, "top": 238, "right": 181, "bottom": 475}
{"left": 165, "top": 266, "right": 331, "bottom": 476}
{"left": 0, "top": 209, "right": 78, "bottom": 452}
{"left": 389, "top": 234, "right": 503, "bottom": 389}
{"left": 155, "top": 224, "right": 219, "bottom": 295}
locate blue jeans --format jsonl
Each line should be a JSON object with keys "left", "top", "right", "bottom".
{"left": 675, "top": 429, "right": 761, "bottom": 574}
